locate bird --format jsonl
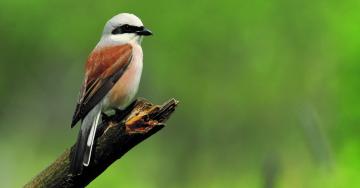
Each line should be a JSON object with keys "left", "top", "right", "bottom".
{"left": 69, "top": 13, "right": 152, "bottom": 175}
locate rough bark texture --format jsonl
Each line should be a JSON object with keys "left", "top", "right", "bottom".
{"left": 24, "top": 98, "right": 178, "bottom": 188}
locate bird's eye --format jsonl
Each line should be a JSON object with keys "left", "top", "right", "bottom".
{"left": 111, "top": 24, "right": 138, "bottom": 35}
{"left": 121, "top": 24, "right": 131, "bottom": 32}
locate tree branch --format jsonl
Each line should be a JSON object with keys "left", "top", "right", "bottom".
{"left": 24, "top": 98, "right": 178, "bottom": 188}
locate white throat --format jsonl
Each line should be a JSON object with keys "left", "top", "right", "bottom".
{"left": 96, "top": 34, "right": 142, "bottom": 49}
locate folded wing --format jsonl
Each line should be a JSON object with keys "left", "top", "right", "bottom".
{"left": 71, "top": 44, "right": 133, "bottom": 127}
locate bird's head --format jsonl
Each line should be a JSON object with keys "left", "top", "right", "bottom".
{"left": 101, "top": 13, "right": 152, "bottom": 45}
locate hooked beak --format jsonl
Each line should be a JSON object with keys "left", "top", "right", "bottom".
{"left": 136, "top": 27, "right": 153, "bottom": 36}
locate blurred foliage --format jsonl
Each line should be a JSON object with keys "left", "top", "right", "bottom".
{"left": 0, "top": 0, "right": 359, "bottom": 187}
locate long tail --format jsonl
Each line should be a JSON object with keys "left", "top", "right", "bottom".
{"left": 70, "top": 105, "right": 101, "bottom": 175}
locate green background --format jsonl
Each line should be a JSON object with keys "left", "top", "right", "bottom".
{"left": 0, "top": 0, "right": 359, "bottom": 187}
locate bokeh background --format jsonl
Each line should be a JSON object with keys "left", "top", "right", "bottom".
{"left": 0, "top": 0, "right": 359, "bottom": 187}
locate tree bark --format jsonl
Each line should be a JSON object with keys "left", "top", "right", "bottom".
{"left": 24, "top": 98, "right": 178, "bottom": 188}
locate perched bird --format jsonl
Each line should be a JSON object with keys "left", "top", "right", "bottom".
{"left": 70, "top": 13, "right": 152, "bottom": 175}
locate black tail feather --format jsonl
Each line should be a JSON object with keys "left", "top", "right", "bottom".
{"left": 70, "top": 105, "right": 101, "bottom": 175}
{"left": 70, "top": 130, "right": 86, "bottom": 175}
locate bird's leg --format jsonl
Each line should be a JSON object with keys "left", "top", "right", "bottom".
{"left": 113, "top": 99, "right": 138, "bottom": 121}
{"left": 96, "top": 99, "right": 138, "bottom": 138}
{"left": 101, "top": 112, "right": 110, "bottom": 122}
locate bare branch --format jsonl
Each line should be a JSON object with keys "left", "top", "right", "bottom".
{"left": 24, "top": 98, "right": 178, "bottom": 188}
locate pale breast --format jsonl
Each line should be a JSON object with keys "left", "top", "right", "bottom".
{"left": 102, "top": 43, "right": 143, "bottom": 110}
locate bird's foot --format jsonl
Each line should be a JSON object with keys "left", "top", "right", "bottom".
{"left": 113, "top": 99, "right": 138, "bottom": 121}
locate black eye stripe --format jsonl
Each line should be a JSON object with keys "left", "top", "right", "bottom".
{"left": 111, "top": 24, "right": 144, "bottom": 35}
{"left": 111, "top": 27, "right": 122, "bottom": 34}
